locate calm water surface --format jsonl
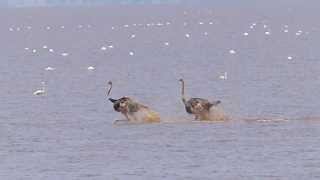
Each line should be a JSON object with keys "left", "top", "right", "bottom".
{"left": 0, "top": 5, "right": 320, "bottom": 179}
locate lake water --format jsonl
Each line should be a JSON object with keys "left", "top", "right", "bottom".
{"left": 1, "top": 4, "right": 320, "bottom": 179}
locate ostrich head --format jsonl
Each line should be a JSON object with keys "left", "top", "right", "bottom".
{"left": 109, "top": 96, "right": 138, "bottom": 113}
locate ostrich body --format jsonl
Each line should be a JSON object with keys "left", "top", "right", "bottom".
{"left": 107, "top": 81, "right": 160, "bottom": 123}
{"left": 179, "top": 79, "right": 221, "bottom": 120}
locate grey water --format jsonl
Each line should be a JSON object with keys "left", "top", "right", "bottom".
{"left": 1, "top": 3, "right": 320, "bottom": 179}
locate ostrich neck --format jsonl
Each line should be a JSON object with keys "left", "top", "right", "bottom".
{"left": 181, "top": 80, "right": 186, "bottom": 103}
{"left": 107, "top": 84, "right": 112, "bottom": 96}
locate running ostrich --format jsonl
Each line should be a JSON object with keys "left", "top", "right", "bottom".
{"left": 107, "top": 81, "right": 160, "bottom": 123}
{"left": 179, "top": 79, "right": 221, "bottom": 120}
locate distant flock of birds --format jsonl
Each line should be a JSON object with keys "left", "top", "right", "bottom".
{"left": 13, "top": 13, "right": 313, "bottom": 123}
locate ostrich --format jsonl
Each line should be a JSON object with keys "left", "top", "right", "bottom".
{"left": 107, "top": 81, "right": 160, "bottom": 123}
{"left": 179, "top": 79, "right": 221, "bottom": 120}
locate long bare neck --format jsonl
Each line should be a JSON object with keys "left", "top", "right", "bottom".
{"left": 107, "top": 82, "right": 112, "bottom": 96}
{"left": 180, "top": 80, "right": 186, "bottom": 103}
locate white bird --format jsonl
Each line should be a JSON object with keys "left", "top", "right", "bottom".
{"left": 229, "top": 49, "right": 236, "bottom": 54}
{"left": 49, "top": 49, "right": 54, "bottom": 53}
{"left": 185, "top": 33, "right": 190, "bottom": 38}
{"left": 33, "top": 82, "right": 46, "bottom": 96}
{"left": 43, "top": 45, "right": 48, "bottom": 49}
{"left": 243, "top": 32, "right": 249, "bottom": 36}
{"left": 284, "top": 29, "right": 289, "bottom": 33}
{"left": 287, "top": 56, "right": 293, "bottom": 60}
{"left": 129, "top": 51, "right": 134, "bottom": 56}
{"left": 87, "top": 66, "right": 95, "bottom": 70}
{"left": 46, "top": 26, "right": 51, "bottom": 30}
{"left": 61, "top": 53, "right": 69, "bottom": 57}
{"left": 219, "top": 72, "right": 228, "bottom": 80}
{"left": 101, "top": 46, "right": 107, "bottom": 51}
{"left": 130, "top": 34, "right": 136, "bottom": 39}
{"left": 32, "top": 49, "right": 37, "bottom": 53}
{"left": 265, "top": 31, "right": 271, "bottom": 35}
{"left": 45, "top": 66, "right": 55, "bottom": 71}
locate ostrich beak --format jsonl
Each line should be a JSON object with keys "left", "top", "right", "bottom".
{"left": 109, "top": 98, "right": 117, "bottom": 103}
{"left": 212, "top": 100, "right": 221, "bottom": 106}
